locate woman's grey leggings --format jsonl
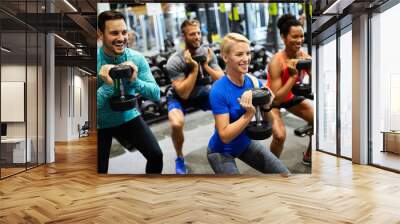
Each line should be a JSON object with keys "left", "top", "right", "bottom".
{"left": 207, "top": 141, "right": 290, "bottom": 174}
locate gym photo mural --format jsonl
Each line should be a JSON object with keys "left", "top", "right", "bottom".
{"left": 96, "top": 2, "right": 313, "bottom": 175}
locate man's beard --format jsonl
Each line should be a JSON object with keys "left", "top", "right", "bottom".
{"left": 109, "top": 38, "right": 128, "bottom": 54}
{"left": 112, "top": 39, "right": 127, "bottom": 46}
{"left": 186, "top": 40, "right": 200, "bottom": 50}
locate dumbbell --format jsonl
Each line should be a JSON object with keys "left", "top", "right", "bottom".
{"left": 159, "top": 85, "right": 172, "bottom": 115}
{"left": 140, "top": 100, "right": 160, "bottom": 120}
{"left": 151, "top": 66, "right": 168, "bottom": 86}
{"left": 294, "top": 124, "right": 313, "bottom": 166}
{"left": 109, "top": 64, "right": 137, "bottom": 111}
{"left": 159, "top": 96, "right": 168, "bottom": 115}
{"left": 212, "top": 49, "right": 225, "bottom": 70}
{"left": 157, "top": 88, "right": 168, "bottom": 115}
{"left": 145, "top": 56, "right": 154, "bottom": 67}
{"left": 292, "top": 59, "right": 312, "bottom": 96}
{"left": 192, "top": 55, "right": 213, "bottom": 85}
{"left": 294, "top": 124, "right": 313, "bottom": 137}
{"left": 211, "top": 47, "right": 226, "bottom": 70}
{"left": 154, "top": 55, "right": 168, "bottom": 72}
{"left": 253, "top": 70, "right": 267, "bottom": 80}
{"left": 245, "top": 88, "right": 273, "bottom": 140}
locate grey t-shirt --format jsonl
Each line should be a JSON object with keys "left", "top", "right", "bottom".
{"left": 166, "top": 46, "right": 221, "bottom": 99}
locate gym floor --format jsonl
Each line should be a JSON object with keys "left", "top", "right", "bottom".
{"left": 108, "top": 103, "right": 312, "bottom": 175}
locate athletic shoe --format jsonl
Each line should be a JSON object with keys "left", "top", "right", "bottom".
{"left": 302, "top": 150, "right": 311, "bottom": 167}
{"left": 175, "top": 157, "right": 187, "bottom": 174}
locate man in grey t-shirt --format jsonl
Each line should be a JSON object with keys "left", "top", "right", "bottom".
{"left": 166, "top": 19, "right": 224, "bottom": 174}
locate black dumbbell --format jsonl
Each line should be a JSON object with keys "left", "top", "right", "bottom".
{"left": 158, "top": 96, "right": 168, "bottom": 115}
{"left": 154, "top": 55, "right": 168, "bottom": 71}
{"left": 292, "top": 59, "right": 312, "bottom": 96}
{"left": 211, "top": 46, "right": 226, "bottom": 70}
{"left": 294, "top": 124, "right": 313, "bottom": 137}
{"left": 140, "top": 100, "right": 160, "bottom": 120}
{"left": 192, "top": 55, "right": 213, "bottom": 85}
{"left": 159, "top": 85, "right": 173, "bottom": 115}
{"left": 151, "top": 66, "right": 168, "bottom": 86}
{"left": 245, "top": 88, "right": 273, "bottom": 140}
{"left": 294, "top": 124, "right": 313, "bottom": 165}
{"left": 216, "top": 55, "right": 225, "bottom": 70}
{"left": 145, "top": 56, "right": 154, "bottom": 67}
{"left": 253, "top": 70, "right": 267, "bottom": 80}
{"left": 109, "top": 64, "right": 137, "bottom": 111}
{"left": 192, "top": 55, "right": 206, "bottom": 64}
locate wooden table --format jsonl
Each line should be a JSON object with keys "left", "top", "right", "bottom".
{"left": 381, "top": 131, "right": 400, "bottom": 154}
{"left": 1, "top": 138, "right": 31, "bottom": 163}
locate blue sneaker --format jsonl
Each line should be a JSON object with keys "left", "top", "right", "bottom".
{"left": 175, "top": 157, "right": 187, "bottom": 174}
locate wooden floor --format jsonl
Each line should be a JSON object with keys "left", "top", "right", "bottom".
{"left": 1, "top": 167, "right": 26, "bottom": 178}
{"left": 0, "top": 135, "right": 400, "bottom": 223}
{"left": 1, "top": 163, "right": 45, "bottom": 178}
{"left": 373, "top": 151, "right": 400, "bottom": 171}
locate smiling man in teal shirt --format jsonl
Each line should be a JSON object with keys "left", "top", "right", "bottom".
{"left": 97, "top": 10, "right": 162, "bottom": 174}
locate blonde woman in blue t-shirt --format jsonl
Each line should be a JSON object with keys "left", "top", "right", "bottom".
{"left": 207, "top": 33, "right": 290, "bottom": 175}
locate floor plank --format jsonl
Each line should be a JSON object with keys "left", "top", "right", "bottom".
{"left": 0, "top": 134, "right": 399, "bottom": 223}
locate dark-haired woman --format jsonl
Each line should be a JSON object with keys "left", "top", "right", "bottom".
{"left": 266, "top": 14, "right": 313, "bottom": 166}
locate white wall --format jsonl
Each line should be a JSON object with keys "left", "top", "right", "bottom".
{"left": 55, "top": 66, "right": 69, "bottom": 141}
{"left": 54, "top": 67, "right": 89, "bottom": 141}
{"left": 71, "top": 71, "right": 89, "bottom": 139}
{"left": 1, "top": 64, "right": 26, "bottom": 81}
{"left": 1, "top": 65, "right": 31, "bottom": 138}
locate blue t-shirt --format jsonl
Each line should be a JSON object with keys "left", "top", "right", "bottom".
{"left": 97, "top": 47, "right": 160, "bottom": 129}
{"left": 208, "top": 75, "right": 263, "bottom": 156}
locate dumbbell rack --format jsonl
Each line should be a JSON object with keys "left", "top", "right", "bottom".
{"left": 137, "top": 85, "right": 199, "bottom": 125}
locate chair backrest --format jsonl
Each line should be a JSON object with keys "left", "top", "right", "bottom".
{"left": 82, "top": 121, "right": 89, "bottom": 129}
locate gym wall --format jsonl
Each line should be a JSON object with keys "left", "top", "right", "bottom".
{"left": 54, "top": 66, "right": 89, "bottom": 141}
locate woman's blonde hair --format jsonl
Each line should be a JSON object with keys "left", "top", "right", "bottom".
{"left": 220, "top": 33, "right": 250, "bottom": 55}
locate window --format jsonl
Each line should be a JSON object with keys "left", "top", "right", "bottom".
{"left": 317, "top": 36, "right": 337, "bottom": 154}
{"left": 339, "top": 28, "right": 352, "bottom": 158}
{"left": 0, "top": 0, "right": 46, "bottom": 179}
{"left": 370, "top": 2, "right": 400, "bottom": 171}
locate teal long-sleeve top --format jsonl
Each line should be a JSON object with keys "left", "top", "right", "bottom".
{"left": 97, "top": 47, "right": 160, "bottom": 129}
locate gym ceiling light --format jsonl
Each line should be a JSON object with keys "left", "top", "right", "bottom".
{"left": 63, "top": 0, "right": 78, "bottom": 12}
{"left": 1, "top": 47, "right": 11, "bottom": 53}
{"left": 78, "top": 67, "right": 93, "bottom": 76}
{"left": 322, "top": 0, "right": 354, "bottom": 15}
{"left": 54, "top": 34, "right": 76, "bottom": 48}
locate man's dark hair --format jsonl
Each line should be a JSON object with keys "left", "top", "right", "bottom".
{"left": 277, "top": 14, "right": 302, "bottom": 37}
{"left": 98, "top": 10, "right": 126, "bottom": 32}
